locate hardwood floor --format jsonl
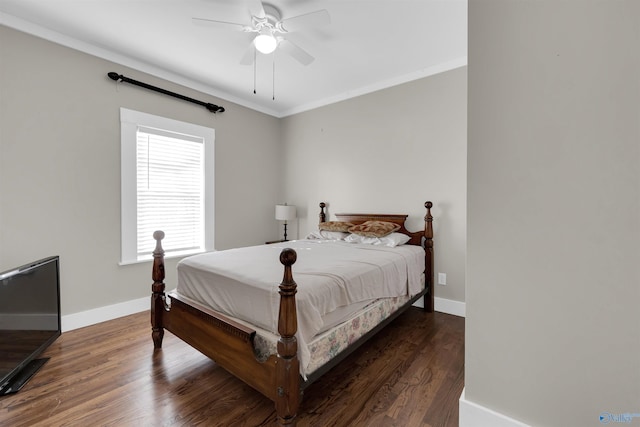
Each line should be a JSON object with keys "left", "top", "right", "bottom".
{"left": 0, "top": 308, "right": 464, "bottom": 426}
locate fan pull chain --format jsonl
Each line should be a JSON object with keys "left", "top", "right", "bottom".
{"left": 272, "top": 55, "right": 276, "bottom": 100}
{"left": 253, "top": 49, "right": 257, "bottom": 94}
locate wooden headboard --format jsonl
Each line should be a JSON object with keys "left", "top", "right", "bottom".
{"left": 318, "top": 201, "right": 433, "bottom": 247}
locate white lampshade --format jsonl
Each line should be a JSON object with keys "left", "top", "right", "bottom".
{"left": 255, "top": 29, "right": 277, "bottom": 54}
{"left": 275, "top": 204, "right": 296, "bottom": 221}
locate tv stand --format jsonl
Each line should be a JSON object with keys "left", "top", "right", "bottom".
{"left": 0, "top": 358, "right": 49, "bottom": 395}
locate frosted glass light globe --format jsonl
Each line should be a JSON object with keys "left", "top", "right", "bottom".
{"left": 255, "top": 32, "right": 277, "bottom": 54}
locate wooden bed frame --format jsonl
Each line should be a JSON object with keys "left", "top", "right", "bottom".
{"left": 150, "top": 201, "right": 434, "bottom": 425}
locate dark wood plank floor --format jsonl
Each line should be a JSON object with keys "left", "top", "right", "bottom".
{"left": 0, "top": 308, "right": 464, "bottom": 426}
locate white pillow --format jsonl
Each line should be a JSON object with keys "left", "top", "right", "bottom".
{"left": 344, "top": 232, "right": 411, "bottom": 247}
{"left": 305, "top": 230, "right": 350, "bottom": 240}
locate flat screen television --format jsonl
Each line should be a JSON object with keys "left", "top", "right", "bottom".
{"left": 0, "top": 256, "right": 61, "bottom": 395}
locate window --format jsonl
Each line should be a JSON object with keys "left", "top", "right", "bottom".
{"left": 120, "top": 108, "right": 214, "bottom": 264}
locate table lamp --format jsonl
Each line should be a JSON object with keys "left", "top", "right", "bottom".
{"left": 275, "top": 203, "right": 296, "bottom": 241}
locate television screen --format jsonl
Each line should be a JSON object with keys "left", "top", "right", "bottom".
{"left": 0, "top": 256, "right": 61, "bottom": 395}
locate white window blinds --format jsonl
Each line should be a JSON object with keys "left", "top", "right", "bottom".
{"left": 120, "top": 108, "right": 214, "bottom": 265}
{"left": 136, "top": 127, "right": 204, "bottom": 257}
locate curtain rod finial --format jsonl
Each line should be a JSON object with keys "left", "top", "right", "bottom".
{"left": 205, "top": 103, "right": 225, "bottom": 113}
{"left": 107, "top": 72, "right": 122, "bottom": 82}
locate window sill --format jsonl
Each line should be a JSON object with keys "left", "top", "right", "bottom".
{"left": 119, "top": 248, "right": 208, "bottom": 266}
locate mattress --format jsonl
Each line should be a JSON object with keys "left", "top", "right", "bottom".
{"left": 177, "top": 239, "right": 425, "bottom": 373}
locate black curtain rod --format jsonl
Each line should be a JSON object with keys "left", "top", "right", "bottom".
{"left": 107, "top": 72, "right": 225, "bottom": 114}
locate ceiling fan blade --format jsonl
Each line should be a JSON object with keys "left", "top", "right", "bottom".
{"left": 247, "top": 0, "right": 266, "bottom": 18}
{"left": 280, "top": 10, "right": 330, "bottom": 33}
{"left": 192, "top": 17, "right": 248, "bottom": 31}
{"left": 240, "top": 36, "right": 257, "bottom": 65}
{"left": 278, "top": 39, "right": 315, "bottom": 66}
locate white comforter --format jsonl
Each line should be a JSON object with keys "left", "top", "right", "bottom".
{"left": 176, "top": 239, "right": 425, "bottom": 373}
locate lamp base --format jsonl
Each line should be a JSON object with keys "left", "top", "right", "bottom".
{"left": 265, "top": 239, "right": 286, "bottom": 244}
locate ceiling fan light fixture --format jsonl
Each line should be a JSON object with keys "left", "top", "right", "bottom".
{"left": 255, "top": 29, "right": 277, "bottom": 54}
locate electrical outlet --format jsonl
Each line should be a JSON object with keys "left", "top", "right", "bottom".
{"left": 438, "top": 273, "right": 447, "bottom": 285}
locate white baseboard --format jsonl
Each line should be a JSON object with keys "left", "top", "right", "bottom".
{"left": 459, "top": 388, "right": 530, "bottom": 427}
{"left": 412, "top": 296, "right": 465, "bottom": 317}
{"left": 435, "top": 296, "right": 466, "bottom": 317}
{"left": 61, "top": 296, "right": 149, "bottom": 332}
{"left": 60, "top": 294, "right": 466, "bottom": 333}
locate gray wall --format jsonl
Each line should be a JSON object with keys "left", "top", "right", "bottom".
{"left": 0, "top": 25, "right": 282, "bottom": 316}
{"left": 0, "top": 23, "right": 467, "bottom": 319}
{"left": 467, "top": 1, "right": 640, "bottom": 426}
{"left": 282, "top": 68, "right": 467, "bottom": 304}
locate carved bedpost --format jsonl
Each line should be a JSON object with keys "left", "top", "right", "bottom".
{"left": 319, "top": 202, "right": 326, "bottom": 223}
{"left": 424, "top": 202, "right": 434, "bottom": 312}
{"left": 275, "top": 248, "right": 300, "bottom": 426}
{"left": 151, "top": 230, "right": 166, "bottom": 349}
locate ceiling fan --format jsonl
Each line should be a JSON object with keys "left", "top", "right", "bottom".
{"left": 193, "top": 0, "right": 330, "bottom": 66}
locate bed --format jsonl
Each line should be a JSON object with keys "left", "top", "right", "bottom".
{"left": 150, "top": 201, "right": 434, "bottom": 425}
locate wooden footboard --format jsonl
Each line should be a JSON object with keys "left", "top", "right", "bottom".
{"left": 151, "top": 232, "right": 300, "bottom": 425}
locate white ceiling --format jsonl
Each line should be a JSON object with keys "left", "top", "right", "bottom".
{"left": 0, "top": 0, "right": 467, "bottom": 117}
